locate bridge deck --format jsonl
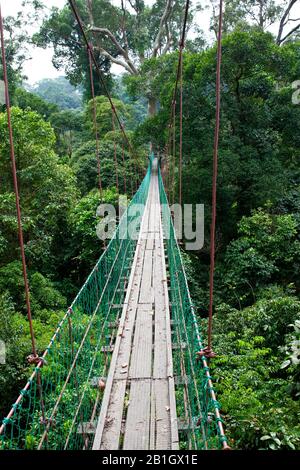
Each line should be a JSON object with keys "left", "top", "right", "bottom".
{"left": 92, "top": 160, "right": 179, "bottom": 450}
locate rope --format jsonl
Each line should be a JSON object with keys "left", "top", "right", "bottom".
{"left": 0, "top": 3, "right": 48, "bottom": 437}
{"left": 68, "top": 0, "right": 139, "bottom": 187}
{"left": 0, "top": 4, "right": 36, "bottom": 358}
{"left": 171, "top": 99, "right": 176, "bottom": 206}
{"left": 111, "top": 111, "right": 119, "bottom": 193}
{"left": 164, "top": 0, "right": 190, "bottom": 203}
{"left": 206, "top": 0, "right": 223, "bottom": 357}
{"left": 121, "top": 143, "right": 127, "bottom": 193}
{"left": 88, "top": 46, "right": 103, "bottom": 198}
{"left": 179, "top": 46, "right": 183, "bottom": 208}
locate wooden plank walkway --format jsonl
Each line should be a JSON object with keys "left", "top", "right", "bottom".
{"left": 92, "top": 159, "right": 179, "bottom": 450}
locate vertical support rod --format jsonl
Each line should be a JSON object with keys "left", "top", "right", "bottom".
{"left": 179, "top": 49, "right": 183, "bottom": 208}
{"left": 207, "top": 0, "right": 223, "bottom": 353}
{"left": 88, "top": 46, "right": 103, "bottom": 198}
{"left": 111, "top": 111, "right": 119, "bottom": 193}
{"left": 0, "top": 4, "right": 37, "bottom": 357}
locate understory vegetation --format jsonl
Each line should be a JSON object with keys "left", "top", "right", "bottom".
{"left": 0, "top": 0, "right": 300, "bottom": 450}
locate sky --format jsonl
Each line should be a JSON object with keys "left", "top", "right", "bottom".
{"left": 1, "top": 0, "right": 212, "bottom": 84}
{"left": 1, "top": 0, "right": 300, "bottom": 85}
{"left": 2, "top": 0, "right": 63, "bottom": 83}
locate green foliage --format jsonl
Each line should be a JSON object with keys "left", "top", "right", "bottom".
{"left": 0, "top": 290, "right": 64, "bottom": 418}
{"left": 0, "top": 107, "right": 78, "bottom": 274}
{"left": 221, "top": 209, "right": 300, "bottom": 306}
{"left": 14, "top": 87, "right": 58, "bottom": 119}
{"left": 208, "top": 293, "right": 300, "bottom": 449}
{"left": 68, "top": 188, "right": 118, "bottom": 270}
{"left": 70, "top": 140, "right": 128, "bottom": 195}
{"left": 33, "top": 0, "right": 196, "bottom": 101}
{"left": 85, "top": 96, "right": 130, "bottom": 138}
{"left": 136, "top": 30, "right": 300, "bottom": 245}
{"left": 49, "top": 109, "right": 84, "bottom": 158}
{"left": 1, "top": 4, "right": 300, "bottom": 450}
{"left": 32, "top": 1, "right": 113, "bottom": 96}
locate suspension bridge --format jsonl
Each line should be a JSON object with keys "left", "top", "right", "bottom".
{"left": 0, "top": 0, "right": 229, "bottom": 451}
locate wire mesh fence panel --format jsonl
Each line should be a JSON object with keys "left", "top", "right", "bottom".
{"left": 158, "top": 167, "right": 228, "bottom": 450}
{"left": 0, "top": 164, "right": 152, "bottom": 450}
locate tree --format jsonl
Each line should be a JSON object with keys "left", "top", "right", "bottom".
{"left": 276, "top": 0, "right": 300, "bottom": 45}
{"left": 221, "top": 209, "right": 300, "bottom": 306}
{"left": 27, "top": 77, "right": 83, "bottom": 110}
{"left": 135, "top": 30, "right": 300, "bottom": 246}
{"left": 0, "top": 3, "right": 47, "bottom": 97}
{"left": 85, "top": 95, "right": 130, "bottom": 136}
{"left": 49, "top": 109, "right": 84, "bottom": 157}
{"left": 210, "top": 0, "right": 300, "bottom": 44}
{"left": 208, "top": 291, "right": 300, "bottom": 449}
{"left": 33, "top": 0, "right": 199, "bottom": 115}
{"left": 0, "top": 107, "right": 78, "bottom": 275}
{"left": 68, "top": 187, "right": 118, "bottom": 274}
{"left": 70, "top": 139, "right": 134, "bottom": 195}
{"left": 14, "top": 87, "right": 59, "bottom": 118}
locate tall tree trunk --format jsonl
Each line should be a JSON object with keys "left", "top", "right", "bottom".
{"left": 259, "top": 0, "right": 264, "bottom": 28}
{"left": 148, "top": 96, "right": 157, "bottom": 116}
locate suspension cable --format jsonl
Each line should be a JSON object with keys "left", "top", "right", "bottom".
{"left": 0, "top": 4, "right": 48, "bottom": 434}
{"left": 179, "top": 45, "right": 183, "bottom": 207}
{"left": 171, "top": 99, "right": 176, "bottom": 206}
{"left": 68, "top": 0, "right": 138, "bottom": 182}
{"left": 88, "top": 45, "right": 103, "bottom": 198}
{"left": 121, "top": 142, "right": 127, "bottom": 193}
{"left": 164, "top": 0, "right": 190, "bottom": 203}
{"left": 205, "top": 0, "right": 223, "bottom": 358}
{"left": 111, "top": 111, "right": 119, "bottom": 193}
{"left": 0, "top": 4, "right": 37, "bottom": 358}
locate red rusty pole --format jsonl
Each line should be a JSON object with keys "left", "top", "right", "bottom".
{"left": 206, "top": 0, "right": 223, "bottom": 356}
{"left": 0, "top": 4, "right": 37, "bottom": 357}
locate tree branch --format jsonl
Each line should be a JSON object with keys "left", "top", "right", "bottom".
{"left": 85, "top": 0, "right": 138, "bottom": 75}
{"left": 161, "top": 23, "right": 173, "bottom": 55}
{"left": 90, "top": 26, "right": 138, "bottom": 74}
{"left": 278, "top": 21, "right": 300, "bottom": 44}
{"left": 276, "top": 0, "right": 298, "bottom": 44}
{"left": 127, "top": 0, "right": 140, "bottom": 14}
{"left": 153, "top": 0, "right": 174, "bottom": 57}
{"left": 95, "top": 45, "right": 135, "bottom": 74}
{"left": 121, "top": 0, "right": 130, "bottom": 53}
{"left": 86, "top": 0, "right": 94, "bottom": 26}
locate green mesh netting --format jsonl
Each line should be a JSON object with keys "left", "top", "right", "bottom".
{"left": 158, "top": 166, "right": 228, "bottom": 450}
{"left": 0, "top": 155, "right": 227, "bottom": 450}
{"left": 0, "top": 164, "right": 152, "bottom": 450}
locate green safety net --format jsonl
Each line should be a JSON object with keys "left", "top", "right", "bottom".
{"left": 0, "top": 154, "right": 227, "bottom": 450}
{"left": 158, "top": 166, "right": 228, "bottom": 450}
{"left": 0, "top": 163, "right": 152, "bottom": 450}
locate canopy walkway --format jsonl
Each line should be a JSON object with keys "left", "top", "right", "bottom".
{"left": 0, "top": 0, "right": 229, "bottom": 452}
{"left": 92, "top": 158, "right": 178, "bottom": 450}
{"left": 0, "top": 155, "right": 227, "bottom": 450}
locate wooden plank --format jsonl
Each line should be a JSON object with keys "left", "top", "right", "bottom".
{"left": 139, "top": 248, "right": 153, "bottom": 304}
{"left": 153, "top": 379, "right": 171, "bottom": 449}
{"left": 149, "top": 380, "right": 155, "bottom": 449}
{"left": 93, "top": 161, "right": 180, "bottom": 451}
{"left": 99, "top": 379, "right": 127, "bottom": 450}
{"left": 123, "top": 379, "right": 151, "bottom": 450}
{"left": 113, "top": 246, "right": 147, "bottom": 382}
{"left": 129, "top": 305, "right": 153, "bottom": 379}
{"left": 92, "top": 184, "right": 150, "bottom": 450}
{"left": 153, "top": 236, "right": 167, "bottom": 379}
{"left": 157, "top": 197, "right": 179, "bottom": 450}
{"left": 146, "top": 238, "right": 154, "bottom": 250}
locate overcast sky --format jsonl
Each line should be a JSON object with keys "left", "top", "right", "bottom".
{"left": 1, "top": 0, "right": 299, "bottom": 85}
{"left": 0, "top": 0, "right": 213, "bottom": 84}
